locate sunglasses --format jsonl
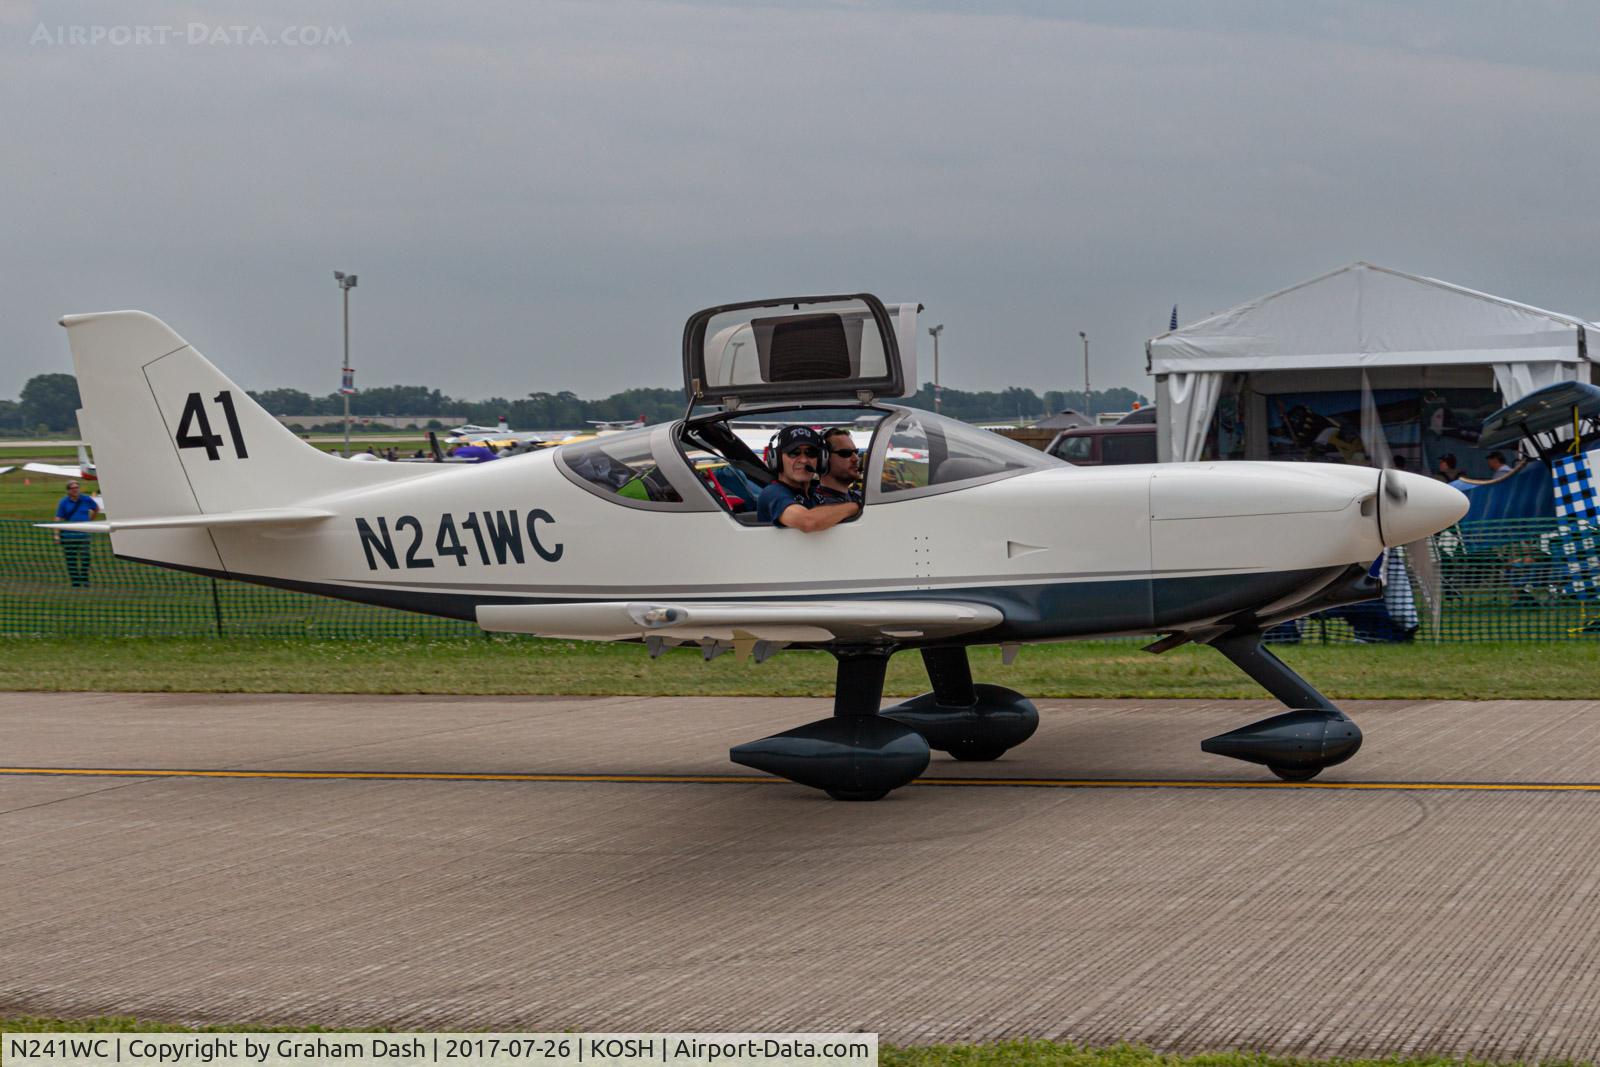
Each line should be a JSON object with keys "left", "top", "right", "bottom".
{"left": 830, "top": 448, "right": 860, "bottom": 458}
{"left": 786, "top": 447, "right": 820, "bottom": 458}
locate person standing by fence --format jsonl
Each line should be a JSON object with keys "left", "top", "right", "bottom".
{"left": 53, "top": 480, "right": 101, "bottom": 587}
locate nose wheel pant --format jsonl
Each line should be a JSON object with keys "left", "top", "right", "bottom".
{"left": 1201, "top": 632, "right": 1362, "bottom": 780}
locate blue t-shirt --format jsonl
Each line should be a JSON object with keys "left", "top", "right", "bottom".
{"left": 756, "top": 481, "right": 816, "bottom": 527}
{"left": 56, "top": 493, "right": 98, "bottom": 540}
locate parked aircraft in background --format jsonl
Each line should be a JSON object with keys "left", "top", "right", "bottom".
{"left": 448, "top": 417, "right": 566, "bottom": 449}
{"left": 23, "top": 444, "right": 97, "bottom": 482}
{"left": 443, "top": 416, "right": 648, "bottom": 458}
{"left": 588, "top": 417, "right": 648, "bottom": 433}
{"left": 49, "top": 295, "right": 1467, "bottom": 801}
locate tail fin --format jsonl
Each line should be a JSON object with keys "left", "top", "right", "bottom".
{"left": 62, "top": 311, "right": 421, "bottom": 565}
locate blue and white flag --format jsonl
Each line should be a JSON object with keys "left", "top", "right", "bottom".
{"left": 1551, "top": 448, "right": 1600, "bottom": 599}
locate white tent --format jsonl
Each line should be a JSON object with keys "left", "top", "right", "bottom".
{"left": 1147, "top": 262, "right": 1600, "bottom": 462}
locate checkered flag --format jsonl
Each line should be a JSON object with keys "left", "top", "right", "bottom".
{"left": 1550, "top": 449, "right": 1600, "bottom": 599}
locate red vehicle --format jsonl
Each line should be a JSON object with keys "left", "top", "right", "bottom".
{"left": 1044, "top": 424, "right": 1157, "bottom": 466}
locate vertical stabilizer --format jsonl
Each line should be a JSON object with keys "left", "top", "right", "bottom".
{"left": 60, "top": 310, "right": 423, "bottom": 570}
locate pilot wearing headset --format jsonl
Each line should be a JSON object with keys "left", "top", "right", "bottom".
{"left": 754, "top": 425, "right": 863, "bottom": 532}
{"left": 814, "top": 427, "right": 864, "bottom": 506}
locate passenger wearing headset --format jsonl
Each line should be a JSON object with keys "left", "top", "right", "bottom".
{"left": 814, "top": 427, "right": 864, "bottom": 506}
{"left": 754, "top": 425, "right": 863, "bottom": 531}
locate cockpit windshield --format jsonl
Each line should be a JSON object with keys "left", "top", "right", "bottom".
{"left": 875, "top": 409, "right": 1058, "bottom": 500}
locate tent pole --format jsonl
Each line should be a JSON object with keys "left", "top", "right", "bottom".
{"left": 1154, "top": 374, "right": 1172, "bottom": 462}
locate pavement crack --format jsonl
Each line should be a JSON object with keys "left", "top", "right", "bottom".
{"left": 0, "top": 775, "right": 157, "bottom": 818}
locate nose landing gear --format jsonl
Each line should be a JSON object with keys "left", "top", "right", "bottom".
{"left": 1201, "top": 631, "right": 1363, "bottom": 781}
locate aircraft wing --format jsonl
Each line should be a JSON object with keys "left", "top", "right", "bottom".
{"left": 22, "top": 462, "right": 84, "bottom": 478}
{"left": 39, "top": 506, "right": 335, "bottom": 534}
{"left": 477, "top": 599, "right": 1003, "bottom": 643}
{"left": 0, "top": 466, "right": 13, "bottom": 476}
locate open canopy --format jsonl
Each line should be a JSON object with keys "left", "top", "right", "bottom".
{"left": 683, "top": 294, "right": 919, "bottom": 409}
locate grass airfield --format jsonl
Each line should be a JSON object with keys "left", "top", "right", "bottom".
{"left": 0, "top": 635, "right": 1592, "bottom": 699}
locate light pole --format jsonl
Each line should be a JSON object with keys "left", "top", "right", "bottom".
{"left": 928, "top": 324, "right": 944, "bottom": 413}
{"left": 334, "top": 271, "right": 358, "bottom": 457}
{"left": 1078, "top": 331, "right": 1090, "bottom": 418}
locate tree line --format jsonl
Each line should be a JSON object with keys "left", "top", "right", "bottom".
{"left": 3, "top": 373, "right": 1150, "bottom": 435}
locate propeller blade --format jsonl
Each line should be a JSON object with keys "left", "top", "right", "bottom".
{"left": 1405, "top": 536, "right": 1444, "bottom": 633}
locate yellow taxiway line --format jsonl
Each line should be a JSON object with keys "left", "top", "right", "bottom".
{"left": 4, "top": 766, "right": 1600, "bottom": 793}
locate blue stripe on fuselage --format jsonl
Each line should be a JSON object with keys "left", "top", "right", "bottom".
{"left": 117, "top": 555, "right": 1344, "bottom": 640}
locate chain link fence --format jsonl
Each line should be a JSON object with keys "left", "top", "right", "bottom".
{"left": 0, "top": 521, "right": 477, "bottom": 638}
{"left": 1, "top": 519, "right": 1595, "bottom": 641}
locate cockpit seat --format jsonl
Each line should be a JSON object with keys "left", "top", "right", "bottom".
{"left": 931, "top": 457, "right": 994, "bottom": 483}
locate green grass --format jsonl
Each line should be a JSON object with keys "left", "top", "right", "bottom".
{"left": 0, "top": 1023, "right": 1584, "bottom": 1067}
{"left": 0, "top": 472, "right": 75, "bottom": 520}
{"left": 0, "top": 445, "right": 77, "bottom": 459}
{"left": 0, "top": 636, "right": 1592, "bottom": 698}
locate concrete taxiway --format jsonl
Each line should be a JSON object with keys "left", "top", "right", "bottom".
{"left": 5, "top": 692, "right": 1600, "bottom": 1059}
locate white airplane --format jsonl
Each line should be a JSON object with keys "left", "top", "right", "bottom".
{"left": 449, "top": 417, "right": 513, "bottom": 438}
{"left": 448, "top": 417, "right": 566, "bottom": 448}
{"left": 46, "top": 294, "right": 1468, "bottom": 801}
{"left": 23, "top": 444, "right": 97, "bottom": 481}
{"left": 587, "top": 417, "right": 648, "bottom": 433}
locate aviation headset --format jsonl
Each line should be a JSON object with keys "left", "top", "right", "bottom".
{"left": 766, "top": 425, "right": 829, "bottom": 478}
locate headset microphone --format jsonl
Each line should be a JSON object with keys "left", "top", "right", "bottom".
{"left": 766, "top": 426, "right": 830, "bottom": 478}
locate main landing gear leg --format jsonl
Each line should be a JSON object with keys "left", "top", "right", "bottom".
{"left": 879, "top": 647, "right": 1040, "bottom": 762}
{"left": 1201, "top": 631, "right": 1362, "bottom": 781}
{"left": 729, "top": 648, "right": 930, "bottom": 801}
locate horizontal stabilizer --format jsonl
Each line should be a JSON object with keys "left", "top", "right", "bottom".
{"left": 39, "top": 506, "right": 335, "bottom": 534}
{"left": 477, "top": 599, "right": 1003, "bottom": 642}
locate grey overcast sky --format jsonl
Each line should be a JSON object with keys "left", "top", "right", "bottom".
{"left": 5, "top": 1, "right": 1599, "bottom": 402}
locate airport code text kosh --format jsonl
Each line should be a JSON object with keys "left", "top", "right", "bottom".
{"left": 2, "top": 1033, "right": 876, "bottom": 1067}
